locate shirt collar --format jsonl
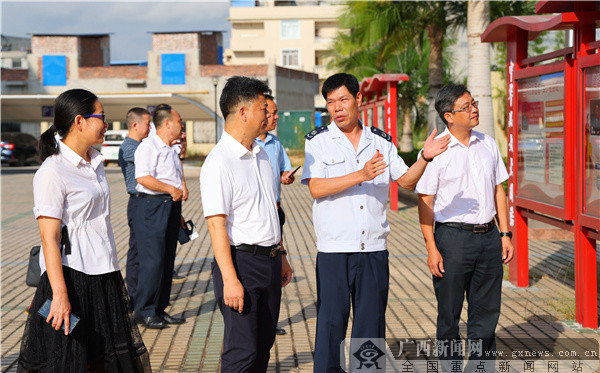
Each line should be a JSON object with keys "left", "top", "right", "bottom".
{"left": 151, "top": 133, "right": 172, "bottom": 149}
{"left": 223, "top": 131, "right": 261, "bottom": 158}
{"left": 444, "top": 128, "right": 483, "bottom": 148}
{"left": 328, "top": 120, "right": 369, "bottom": 153}
{"left": 255, "top": 133, "right": 274, "bottom": 145}
{"left": 328, "top": 120, "right": 366, "bottom": 136}
{"left": 58, "top": 141, "right": 103, "bottom": 170}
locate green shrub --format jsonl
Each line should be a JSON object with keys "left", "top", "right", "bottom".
{"left": 398, "top": 149, "right": 421, "bottom": 167}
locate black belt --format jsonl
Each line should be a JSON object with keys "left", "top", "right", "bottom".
{"left": 129, "top": 193, "right": 140, "bottom": 197}
{"left": 435, "top": 221, "right": 495, "bottom": 234}
{"left": 138, "top": 193, "right": 170, "bottom": 199}
{"left": 231, "top": 244, "right": 281, "bottom": 257}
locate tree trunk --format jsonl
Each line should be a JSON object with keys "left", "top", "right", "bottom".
{"left": 399, "top": 101, "right": 414, "bottom": 152}
{"left": 467, "top": 0, "right": 494, "bottom": 139}
{"left": 426, "top": 23, "right": 445, "bottom": 135}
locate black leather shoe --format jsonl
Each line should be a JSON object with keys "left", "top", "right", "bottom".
{"left": 160, "top": 312, "right": 186, "bottom": 324}
{"left": 135, "top": 316, "right": 168, "bottom": 329}
{"left": 276, "top": 327, "right": 287, "bottom": 335}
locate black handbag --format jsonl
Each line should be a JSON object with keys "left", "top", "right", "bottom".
{"left": 25, "top": 226, "right": 71, "bottom": 287}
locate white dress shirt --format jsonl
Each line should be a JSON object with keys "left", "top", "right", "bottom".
{"left": 144, "top": 123, "right": 182, "bottom": 154}
{"left": 134, "top": 134, "right": 183, "bottom": 194}
{"left": 200, "top": 131, "right": 281, "bottom": 247}
{"left": 301, "top": 122, "right": 409, "bottom": 253}
{"left": 33, "top": 141, "right": 119, "bottom": 275}
{"left": 415, "top": 128, "right": 509, "bottom": 224}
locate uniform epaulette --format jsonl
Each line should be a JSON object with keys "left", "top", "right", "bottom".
{"left": 305, "top": 126, "right": 328, "bottom": 140}
{"left": 370, "top": 126, "right": 392, "bottom": 142}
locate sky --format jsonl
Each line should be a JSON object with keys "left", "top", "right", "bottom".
{"left": 1, "top": 1, "right": 231, "bottom": 62}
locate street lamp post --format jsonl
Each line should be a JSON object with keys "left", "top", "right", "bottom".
{"left": 212, "top": 76, "right": 219, "bottom": 143}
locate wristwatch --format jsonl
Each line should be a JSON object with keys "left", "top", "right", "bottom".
{"left": 280, "top": 249, "right": 287, "bottom": 256}
{"left": 421, "top": 152, "right": 433, "bottom": 162}
{"left": 500, "top": 231, "right": 513, "bottom": 239}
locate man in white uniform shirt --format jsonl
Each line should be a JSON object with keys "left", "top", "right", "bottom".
{"left": 133, "top": 104, "right": 188, "bottom": 329}
{"left": 416, "top": 84, "right": 514, "bottom": 371}
{"left": 200, "top": 76, "right": 293, "bottom": 372}
{"left": 301, "top": 73, "right": 450, "bottom": 372}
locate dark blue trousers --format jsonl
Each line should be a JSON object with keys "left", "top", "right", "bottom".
{"left": 212, "top": 250, "right": 282, "bottom": 373}
{"left": 125, "top": 195, "right": 139, "bottom": 306}
{"left": 132, "top": 195, "right": 181, "bottom": 318}
{"left": 314, "top": 250, "right": 389, "bottom": 373}
{"left": 433, "top": 224, "right": 503, "bottom": 369}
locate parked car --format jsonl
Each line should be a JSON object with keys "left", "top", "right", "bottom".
{"left": 1, "top": 132, "right": 39, "bottom": 166}
{"left": 101, "top": 130, "right": 128, "bottom": 166}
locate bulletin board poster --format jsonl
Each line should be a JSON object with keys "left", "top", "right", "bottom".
{"left": 516, "top": 72, "right": 565, "bottom": 207}
{"left": 584, "top": 65, "right": 600, "bottom": 219}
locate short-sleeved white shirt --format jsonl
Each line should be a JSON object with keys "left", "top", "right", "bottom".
{"left": 415, "top": 128, "right": 509, "bottom": 224}
{"left": 200, "top": 131, "right": 281, "bottom": 247}
{"left": 134, "top": 134, "right": 183, "bottom": 194}
{"left": 301, "top": 122, "right": 409, "bottom": 253}
{"left": 33, "top": 141, "right": 119, "bottom": 275}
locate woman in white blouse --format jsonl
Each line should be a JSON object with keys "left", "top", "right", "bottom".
{"left": 18, "top": 89, "right": 151, "bottom": 372}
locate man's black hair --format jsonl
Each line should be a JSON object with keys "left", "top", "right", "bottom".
{"left": 434, "top": 84, "right": 471, "bottom": 125}
{"left": 219, "top": 76, "right": 272, "bottom": 120}
{"left": 153, "top": 103, "right": 173, "bottom": 129}
{"left": 125, "top": 107, "right": 150, "bottom": 129}
{"left": 321, "top": 73, "right": 360, "bottom": 100}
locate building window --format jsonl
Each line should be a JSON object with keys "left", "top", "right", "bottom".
{"left": 281, "top": 49, "right": 300, "bottom": 67}
{"left": 280, "top": 20, "right": 300, "bottom": 40}
{"left": 42, "top": 55, "right": 67, "bottom": 86}
{"left": 161, "top": 53, "right": 186, "bottom": 85}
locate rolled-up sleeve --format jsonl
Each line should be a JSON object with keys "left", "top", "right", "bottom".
{"left": 301, "top": 139, "right": 326, "bottom": 184}
{"left": 33, "top": 166, "right": 65, "bottom": 219}
{"left": 200, "top": 161, "right": 233, "bottom": 218}
{"left": 415, "top": 150, "right": 438, "bottom": 195}
{"left": 134, "top": 142, "right": 156, "bottom": 178}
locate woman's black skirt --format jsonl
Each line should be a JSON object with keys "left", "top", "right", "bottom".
{"left": 18, "top": 266, "right": 151, "bottom": 372}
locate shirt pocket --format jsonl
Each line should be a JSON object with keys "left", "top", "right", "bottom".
{"left": 323, "top": 154, "right": 346, "bottom": 178}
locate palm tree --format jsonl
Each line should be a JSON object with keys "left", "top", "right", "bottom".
{"left": 468, "top": 0, "right": 494, "bottom": 138}
{"left": 468, "top": 1, "right": 537, "bottom": 139}
{"left": 328, "top": 2, "right": 436, "bottom": 152}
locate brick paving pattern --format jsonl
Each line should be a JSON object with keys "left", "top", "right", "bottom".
{"left": 1, "top": 166, "right": 598, "bottom": 372}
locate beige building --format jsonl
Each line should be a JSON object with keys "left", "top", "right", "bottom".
{"left": 225, "top": 0, "right": 344, "bottom": 106}
{"left": 0, "top": 31, "right": 318, "bottom": 155}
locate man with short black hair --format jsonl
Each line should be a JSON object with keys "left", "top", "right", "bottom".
{"left": 302, "top": 72, "right": 450, "bottom": 371}
{"left": 118, "top": 107, "right": 151, "bottom": 305}
{"left": 416, "top": 84, "right": 514, "bottom": 371}
{"left": 132, "top": 104, "right": 188, "bottom": 329}
{"left": 201, "top": 76, "right": 293, "bottom": 371}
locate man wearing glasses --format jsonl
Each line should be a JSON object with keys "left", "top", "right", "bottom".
{"left": 416, "top": 84, "right": 514, "bottom": 371}
{"left": 133, "top": 104, "right": 188, "bottom": 329}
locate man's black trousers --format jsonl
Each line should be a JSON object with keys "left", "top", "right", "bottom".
{"left": 212, "top": 249, "right": 282, "bottom": 372}
{"left": 132, "top": 195, "right": 181, "bottom": 318}
{"left": 433, "top": 223, "right": 503, "bottom": 364}
{"left": 125, "top": 195, "right": 139, "bottom": 306}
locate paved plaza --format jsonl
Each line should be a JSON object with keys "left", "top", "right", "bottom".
{"left": 1, "top": 165, "right": 599, "bottom": 372}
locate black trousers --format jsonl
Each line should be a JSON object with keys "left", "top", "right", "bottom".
{"left": 433, "top": 224, "right": 503, "bottom": 367}
{"left": 132, "top": 195, "right": 181, "bottom": 318}
{"left": 212, "top": 249, "right": 282, "bottom": 373}
{"left": 125, "top": 195, "right": 139, "bottom": 306}
{"left": 314, "top": 250, "right": 389, "bottom": 373}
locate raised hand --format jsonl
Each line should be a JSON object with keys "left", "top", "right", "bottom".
{"left": 422, "top": 128, "right": 451, "bottom": 161}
